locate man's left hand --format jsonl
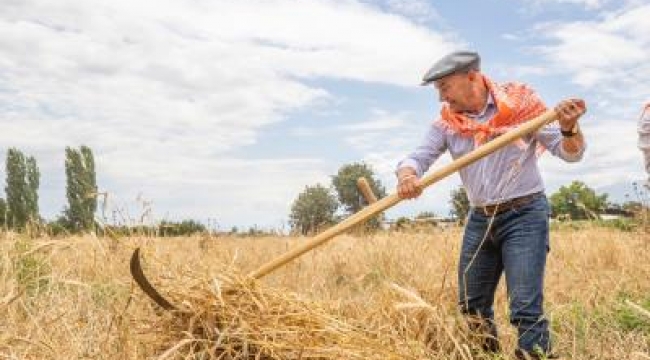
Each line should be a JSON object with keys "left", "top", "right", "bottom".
{"left": 555, "top": 98, "right": 586, "bottom": 131}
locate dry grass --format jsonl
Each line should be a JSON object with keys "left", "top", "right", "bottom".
{"left": 1, "top": 225, "right": 649, "bottom": 359}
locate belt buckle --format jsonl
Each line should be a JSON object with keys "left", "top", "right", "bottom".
{"left": 481, "top": 205, "right": 497, "bottom": 216}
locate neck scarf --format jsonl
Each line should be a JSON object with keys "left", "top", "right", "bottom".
{"left": 438, "top": 75, "right": 547, "bottom": 145}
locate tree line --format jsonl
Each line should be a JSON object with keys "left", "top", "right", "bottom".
{"left": 448, "top": 180, "right": 643, "bottom": 222}
{"left": 1, "top": 146, "right": 97, "bottom": 233}
{"left": 4, "top": 147, "right": 640, "bottom": 237}
{"left": 289, "top": 162, "right": 386, "bottom": 235}
{"left": 1, "top": 146, "right": 208, "bottom": 236}
{"left": 290, "top": 162, "right": 644, "bottom": 234}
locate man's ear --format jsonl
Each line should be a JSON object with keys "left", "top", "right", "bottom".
{"left": 468, "top": 70, "right": 478, "bottom": 81}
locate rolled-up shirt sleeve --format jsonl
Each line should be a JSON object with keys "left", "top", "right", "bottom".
{"left": 396, "top": 123, "right": 448, "bottom": 177}
{"left": 518, "top": 84, "right": 585, "bottom": 163}
{"left": 535, "top": 124, "right": 586, "bottom": 162}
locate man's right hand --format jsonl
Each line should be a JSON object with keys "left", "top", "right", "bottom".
{"left": 397, "top": 169, "right": 422, "bottom": 199}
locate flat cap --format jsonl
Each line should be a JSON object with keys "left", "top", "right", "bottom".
{"left": 421, "top": 51, "right": 480, "bottom": 85}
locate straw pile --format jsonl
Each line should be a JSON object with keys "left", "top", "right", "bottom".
{"left": 132, "top": 270, "right": 437, "bottom": 359}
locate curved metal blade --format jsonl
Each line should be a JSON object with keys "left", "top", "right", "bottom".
{"left": 130, "top": 248, "right": 176, "bottom": 310}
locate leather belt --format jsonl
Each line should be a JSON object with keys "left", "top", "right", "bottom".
{"left": 474, "top": 191, "right": 544, "bottom": 216}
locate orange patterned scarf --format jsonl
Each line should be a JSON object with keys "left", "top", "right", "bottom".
{"left": 438, "top": 75, "right": 547, "bottom": 145}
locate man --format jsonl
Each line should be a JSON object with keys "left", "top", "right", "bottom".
{"left": 396, "top": 51, "right": 586, "bottom": 359}
{"left": 638, "top": 103, "right": 650, "bottom": 187}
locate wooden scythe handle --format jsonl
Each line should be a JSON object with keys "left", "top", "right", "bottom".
{"left": 248, "top": 110, "right": 558, "bottom": 279}
{"left": 357, "top": 177, "right": 378, "bottom": 204}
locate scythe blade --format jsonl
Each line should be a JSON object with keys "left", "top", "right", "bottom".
{"left": 130, "top": 248, "right": 176, "bottom": 310}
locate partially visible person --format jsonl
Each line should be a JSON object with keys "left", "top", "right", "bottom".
{"left": 396, "top": 50, "right": 587, "bottom": 359}
{"left": 637, "top": 103, "right": 650, "bottom": 187}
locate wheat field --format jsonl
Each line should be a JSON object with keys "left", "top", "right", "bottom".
{"left": 1, "top": 224, "right": 649, "bottom": 359}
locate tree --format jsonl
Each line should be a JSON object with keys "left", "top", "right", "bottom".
{"left": 414, "top": 211, "right": 438, "bottom": 227}
{"left": 621, "top": 201, "right": 643, "bottom": 214}
{"left": 549, "top": 181, "right": 608, "bottom": 220}
{"left": 0, "top": 198, "right": 6, "bottom": 227}
{"left": 5, "top": 149, "right": 27, "bottom": 228}
{"left": 289, "top": 184, "right": 339, "bottom": 235}
{"left": 5, "top": 148, "right": 40, "bottom": 229}
{"left": 415, "top": 211, "right": 437, "bottom": 219}
{"left": 26, "top": 156, "right": 40, "bottom": 221}
{"left": 64, "top": 146, "right": 98, "bottom": 232}
{"left": 331, "top": 162, "right": 387, "bottom": 230}
{"left": 158, "top": 220, "right": 207, "bottom": 236}
{"left": 449, "top": 186, "right": 470, "bottom": 223}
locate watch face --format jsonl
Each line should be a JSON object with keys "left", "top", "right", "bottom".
{"left": 561, "top": 125, "right": 578, "bottom": 137}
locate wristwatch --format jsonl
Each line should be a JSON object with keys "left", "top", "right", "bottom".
{"left": 561, "top": 124, "right": 579, "bottom": 137}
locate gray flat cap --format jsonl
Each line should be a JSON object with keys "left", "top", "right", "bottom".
{"left": 421, "top": 51, "right": 480, "bottom": 85}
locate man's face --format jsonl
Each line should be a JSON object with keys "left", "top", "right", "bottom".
{"left": 434, "top": 73, "right": 473, "bottom": 112}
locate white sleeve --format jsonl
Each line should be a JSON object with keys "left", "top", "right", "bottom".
{"left": 535, "top": 123, "right": 585, "bottom": 163}
{"left": 396, "top": 123, "right": 448, "bottom": 177}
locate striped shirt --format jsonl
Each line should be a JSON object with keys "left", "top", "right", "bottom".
{"left": 397, "top": 93, "right": 585, "bottom": 206}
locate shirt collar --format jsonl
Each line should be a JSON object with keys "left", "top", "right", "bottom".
{"left": 465, "top": 92, "right": 495, "bottom": 119}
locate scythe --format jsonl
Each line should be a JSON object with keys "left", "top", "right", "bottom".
{"left": 131, "top": 109, "right": 559, "bottom": 309}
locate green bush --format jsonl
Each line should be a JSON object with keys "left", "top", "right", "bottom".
{"left": 599, "top": 218, "right": 636, "bottom": 232}
{"left": 614, "top": 293, "right": 650, "bottom": 334}
{"left": 14, "top": 239, "right": 50, "bottom": 295}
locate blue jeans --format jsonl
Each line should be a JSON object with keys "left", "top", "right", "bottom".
{"left": 458, "top": 195, "right": 551, "bottom": 354}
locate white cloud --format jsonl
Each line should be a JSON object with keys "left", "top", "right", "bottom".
{"left": 380, "top": 0, "right": 441, "bottom": 23}
{"left": 525, "top": 0, "right": 615, "bottom": 10}
{"left": 502, "top": 33, "right": 521, "bottom": 41}
{"left": 539, "top": 120, "right": 644, "bottom": 189}
{"left": 339, "top": 110, "right": 407, "bottom": 131}
{"left": 0, "top": 0, "right": 458, "bottom": 227}
{"left": 339, "top": 109, "right": 419, "bottom": 155}
{"left": 496, "top": 65, "right": 549, "bottom": 79}
{"left": 535, "top": 4, "right": 650, "bottom": 104}
{"left": 529, "top": 4, "right": 650, "bottom": 194}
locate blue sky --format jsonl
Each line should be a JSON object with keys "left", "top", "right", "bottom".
{"left": 1, "top": 0, "right": 649, "bottom": 230}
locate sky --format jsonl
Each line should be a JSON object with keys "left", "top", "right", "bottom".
{"left": 1, "top": 0, "right": 649, "bottom": 231}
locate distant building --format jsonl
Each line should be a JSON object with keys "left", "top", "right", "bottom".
{"left": 383, "top": 215, "right": 459, "bottom": 230}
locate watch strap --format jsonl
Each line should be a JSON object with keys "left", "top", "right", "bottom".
{"left": 561, "top": 124, "right": 578, "bottom": 137}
